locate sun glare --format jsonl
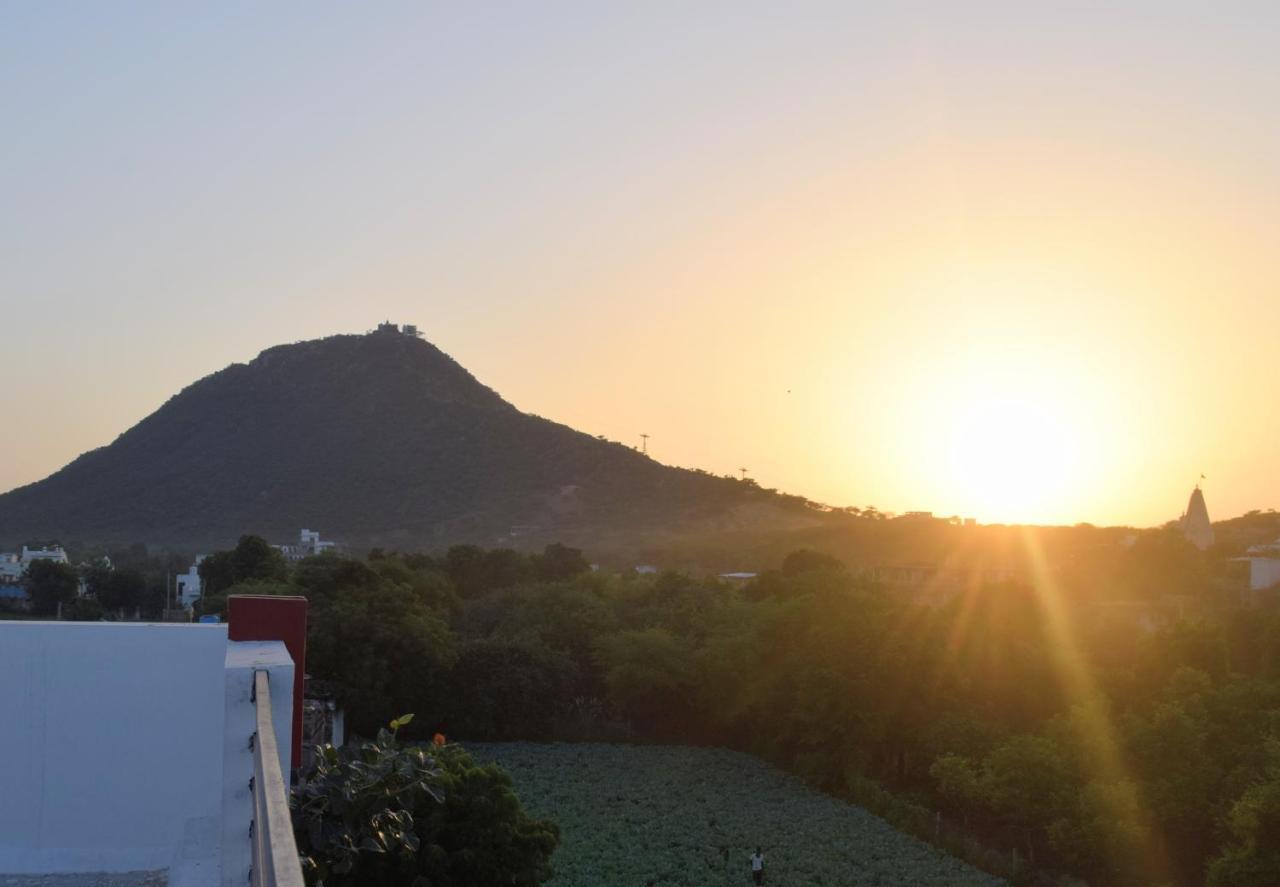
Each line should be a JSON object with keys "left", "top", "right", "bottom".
{"left": 895, "top": 345, "right": 1106, "bottom": 525}
{"left": 943, "top": 392, "right": 1084, "bottom": 523}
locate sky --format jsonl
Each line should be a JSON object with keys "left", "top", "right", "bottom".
{"left": 3, "top": 2, "right": 1278, "bottom": 526}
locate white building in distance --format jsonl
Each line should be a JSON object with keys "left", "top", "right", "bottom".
{"left": 20, "top": 544, "right": 70, "bottom": 566}
{"left": 176, "top": 556, "right": 206, "bottom": 609}
{"left": 0, "top": 545, "right": 70, "bottom": 588}
{"left": 1234, "top": 538, "right": 1280, "bottom": 593}
{"left": 276, "top": 528, "right": 338, "bottom": 562}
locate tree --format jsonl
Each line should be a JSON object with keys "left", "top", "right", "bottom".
{"left": 294, "top": 716, "right": 443, "bottom": 885}
{"left": 1207, "top": 742, "right": 1280, "bottom": 886}
{"left": 443, "top": 639, "right": 576, "bottom": 740}
{"left": 199, "top": 535, "right": 289, "bottom": 597}
{"left": 532, "top": 543, "right": 589, "bottom": 582}
{"left": 197, "top": 550, "right": 237, "bottom": 597}
{"left": 96, "top": 567, "right": 147, "bottom": 613}
{"left": 231, "top": 534, "right": 288, "bottom": 585}
{"left": 781, "top": 549, "right": 845, "bottom": 577}
{"left": 304, "top": 567, "right": 457, "bottom": 738}
{"left": 63, "top": 596, "right": 104, "bottom": 621}
{"left": 293, "top": 718, "right": 558, "bottom": 887}
{"left": 413, "top": 744, "right": 558, "bottom": 886}
{"left": 23, "top": 560, "right": 79, "bottom": 615}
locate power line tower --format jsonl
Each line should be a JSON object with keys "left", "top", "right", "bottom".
{"left": 739, "top": 467, "right": 749, "bottom": 481}
{"left": 640, "top": 434, "right": 649, "bottom": 455}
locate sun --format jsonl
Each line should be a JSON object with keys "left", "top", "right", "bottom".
{"left": 942, "top": 391, "right": 1086, "bottom": 523}
{"left": 901, "top": 348, "right": 1106, "bottom": 525}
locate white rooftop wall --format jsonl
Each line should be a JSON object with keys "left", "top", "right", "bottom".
{"left": 0, "top": 623, "right": 228, "bottom": 876}
{"left": 221, "top": 641, "right": 294, "bottom": 887}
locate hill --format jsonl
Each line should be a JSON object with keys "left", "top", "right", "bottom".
{"left": 0, "top": 328, "right": 821, "bottom": 552}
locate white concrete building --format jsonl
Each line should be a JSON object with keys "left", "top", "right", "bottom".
{"left": 1241, "top": 558, "right": 1280, "bottom": 592}
{"left": 0, "top": 552, "right": 22, "bottom": 585}
{"left": 177, "top": 556, "right": 206, "bottom": 608}
{"left": 20, "top": 544, "right": 70, "bottom": 566}
{"left": 276, "top": 528, "right": 337, "bottom": 562}
{"left": 1233, "top": 538, "right": 1280, "bottom": 593}
{"left": 0, "top": 614, "right": 304, "bottom": 886}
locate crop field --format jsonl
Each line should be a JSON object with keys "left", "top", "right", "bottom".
{"left": 466, "top": 743, "right": 1003, "bottom": 887}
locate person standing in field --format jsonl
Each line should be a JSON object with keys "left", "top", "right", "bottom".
{"left": 750, "top": 847, "right": 765, "bottom": 884}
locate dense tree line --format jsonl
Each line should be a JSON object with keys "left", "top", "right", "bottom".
{"left": 193, "top": 536, "right": 1280, "bottom": 886}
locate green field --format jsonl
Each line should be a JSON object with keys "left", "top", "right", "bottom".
{"left": 467, "top": 743, "right": 1004, "bottom": 887}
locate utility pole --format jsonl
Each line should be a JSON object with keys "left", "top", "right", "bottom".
{"left": 640, "top": 434, "right": 649, "bottom": 455}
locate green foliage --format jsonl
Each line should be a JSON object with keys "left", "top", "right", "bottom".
{"left": 443, "top": 639, "right": 577, "bottom": 740}
{"left": 185, "top": 537, "right": 1280, "bottom": 886}
{"left": 198, "top": 535, "right": 287, "bottom": 596}
{"left": 780, "top": 548, "right": 845, "bottom": 577}
{"left": 294, "top": 721, "right": 558, "bottom": 887}
{"left": 531, "top": 543, "right": 590, "bottom": 583}
{"left": 94, "top": 567, "right": 147, "bottom": 613}
{"left": 413, "top": 744, "right": 559, "bottom": 886}
{"left": 301, "top": 561, "right": 457, "bottom": 739}
{"left": 62, "top": 596, "right": 105, "bottom": 621}
{"left": 1207, "top": 741, "right": 1280, "bottom": 886}
{"left": 294, "top": 720, "right": 444, "bottom": 885}
{"left": 23, "top": 559, "right": 79, "bottom": 615}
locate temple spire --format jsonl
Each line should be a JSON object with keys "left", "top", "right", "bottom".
{"left": 1181, "top": 482, "right": 1214, "bottom": 550}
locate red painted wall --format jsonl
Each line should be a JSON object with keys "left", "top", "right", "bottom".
{"left": 228, "top": 595, "right": 308, "bottom": 770}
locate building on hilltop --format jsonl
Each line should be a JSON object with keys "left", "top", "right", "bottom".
{"left": 1180, "top": 484, "right": 1215, "bottom": 550}
{"left": 374, "top": 320, "right": 422, "bottom": 337}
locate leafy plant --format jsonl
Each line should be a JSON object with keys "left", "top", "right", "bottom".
{"left": 293, "top": 714, "right": 442, "bottom": 885}
{"left": 293, "top": 715, "right": 558, "bottom": 886}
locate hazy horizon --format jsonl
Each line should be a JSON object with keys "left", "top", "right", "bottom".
{"left": 4, "top": 3, "right": 1278, "bottom": 526}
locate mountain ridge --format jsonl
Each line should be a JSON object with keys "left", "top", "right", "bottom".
{"left": 0, "top": 329, "right": 821, "bottom": 551}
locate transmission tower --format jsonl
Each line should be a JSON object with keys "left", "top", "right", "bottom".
{"left": 640, "top": 433, "right": 649, "bottom": 455}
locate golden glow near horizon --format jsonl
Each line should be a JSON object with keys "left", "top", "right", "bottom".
{"left": 3, "top": 6, "right": 1279, "bottom": 527}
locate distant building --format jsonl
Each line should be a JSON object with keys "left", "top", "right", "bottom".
{"left": 0, "top": 545, "right": 70, "bottom": 591}
{"left": 0, "top": 553, "right": 22, "bottom": 585}
{"left": 375, "top": 320, "right": 422, "bottom": 337}
{"left": 1179, "top": 485, "right": 1215, "bottom": 550}
{"left": 634, "top": 565, "right": 659, "bottom": 575}
{"left": 276, "top": 528, "right": 338, "bottom": 562}
{"left": 1232, "top": 538, "right": 1280, "bottom": 594}
{"left": 21, "top": 544, "right": 69, "bottom": 566}
{"left": 718, "top": 572, "right": 758, "bottom": 584}
{"left": 176, "top": 555, "right": 206, "bottom": 608}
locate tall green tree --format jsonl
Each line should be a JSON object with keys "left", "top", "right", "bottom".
{"left": 23, "top": 560, "right": 79, "bottom": 616}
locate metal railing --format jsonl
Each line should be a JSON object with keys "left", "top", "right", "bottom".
{"left": 250, "top": 669, "right": 307, "bottom": 887}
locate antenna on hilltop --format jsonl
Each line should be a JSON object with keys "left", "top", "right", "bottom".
{"left": 640, "top": 434, "right": 649, "bottom": 455}
{"left": 739, "top": 467, "right": 749, "bottom": 481}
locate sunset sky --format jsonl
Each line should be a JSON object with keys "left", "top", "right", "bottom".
{"left": 3, "top": 3, "right": 1278, "bottom": 526}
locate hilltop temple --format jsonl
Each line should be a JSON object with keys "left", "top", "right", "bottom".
{"left": 1180, "top": 484, "right": 1215, "bottom": 550}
